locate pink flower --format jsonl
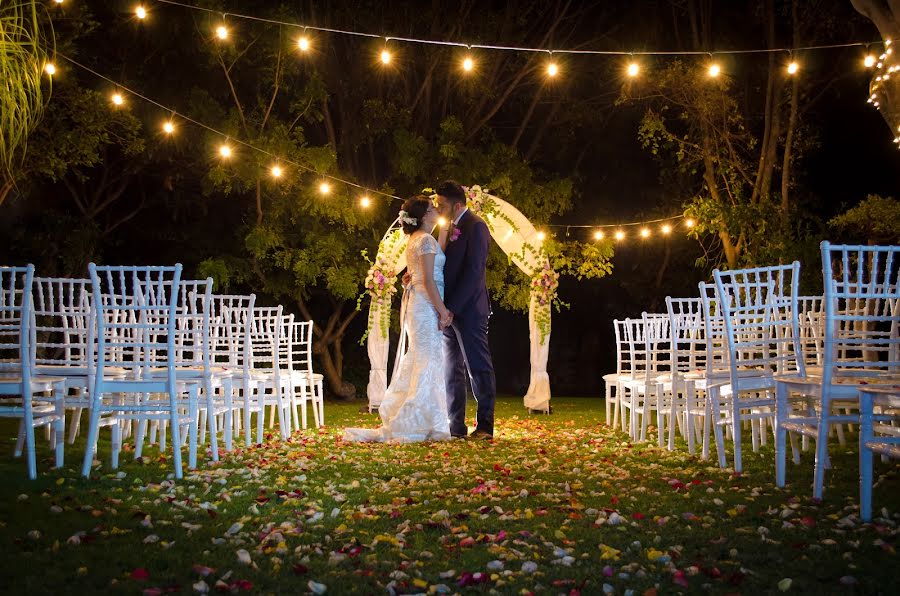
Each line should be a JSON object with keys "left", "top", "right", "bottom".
{"left": 450, "top": 228, "right": 462, "bottom": 242}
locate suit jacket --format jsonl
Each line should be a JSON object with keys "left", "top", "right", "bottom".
{"left": 443, "top": 210, "right": 491, "bottom": 319}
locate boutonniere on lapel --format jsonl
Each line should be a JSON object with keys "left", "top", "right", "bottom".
{"left": 449, "top": 227, "right": 462, "bottom": 243}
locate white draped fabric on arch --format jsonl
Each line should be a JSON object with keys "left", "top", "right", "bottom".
{"left": 364, "top": 186, "right": 554, "bottom": 414}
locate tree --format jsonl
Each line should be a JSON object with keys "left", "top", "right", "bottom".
{"left": 851, "top": 0, "right": 900, "bottom": 137}
{"left": 624, "top": 0, "right": 858, "bottom": 269}
{"left": 829, "top": 194, "right": 900, "bottom": 243}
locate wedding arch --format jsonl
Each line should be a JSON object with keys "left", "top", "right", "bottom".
{"left": 362, "top": 186, "right": 556, "bottom": 414}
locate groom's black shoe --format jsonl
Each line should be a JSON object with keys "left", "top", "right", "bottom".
{"left": 468, "top": 428, "right": 493, "bottom": 441}
{"left": 450, "top": 433, "right": 467, "bottom": 439}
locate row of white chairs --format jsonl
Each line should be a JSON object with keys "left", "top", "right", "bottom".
{"left": 603, "top": 242, "right": 899, "bottom": 519}
{"left": 0, "top": 264, "right": 324, "bottom": 480}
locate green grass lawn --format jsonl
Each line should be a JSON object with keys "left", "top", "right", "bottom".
{"left": 1, "top": 396, "right": 897, "bottom": 595}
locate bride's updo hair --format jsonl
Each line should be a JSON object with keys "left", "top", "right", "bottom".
{"left": 399, "top": 195, "right": 431, "bottom": 235}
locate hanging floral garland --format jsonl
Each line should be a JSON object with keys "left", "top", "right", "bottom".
{"left": 464, "top": 185, "right": 562, "bottom": 345}
{"left": 356, "top": 227, "right": 406, "bottom": 343}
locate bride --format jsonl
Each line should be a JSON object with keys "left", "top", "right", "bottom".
{"left": 344, "top": 195, "right": 453, "bottom": 443}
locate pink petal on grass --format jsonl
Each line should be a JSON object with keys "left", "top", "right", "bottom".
{"left": 131, "top": 568, "right": 150, "bottom": 581}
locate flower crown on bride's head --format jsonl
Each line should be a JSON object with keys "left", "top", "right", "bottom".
{"left": 398, "top": 210, "right": 417, "bottom": 226}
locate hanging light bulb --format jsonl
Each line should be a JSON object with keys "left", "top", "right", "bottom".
{"left": 536, "top": 231, "right": 546, "bottom": 241}
{"left": 360, "top": 196, "right": 371, "bottom": 208}
{"left": 380, "top": 49, "right": 391, "bottom": 65}
{"left": 627, "top": 61, "right": 640, "bottom": 77}
{"left": 218, "top": 144, "right": 232, "bottom": 158}
{"left": 438, "top": 217, "right": 447, "bottom": 227}
{"left": 661, "top": 224, "right": 672, "bottom": 235}
{"left": 53, "top": 0, "right": 64, "bottom": 4}
{"left": 270, "top": 165, "right": 283, "bottom": 178}
{"left": 319, "top": 181, "right": 331, "bottom": 195}
{"left": 640, "top": 227, "right": 651, "bottom": 238}
{"left": 44, "top": 63, "right": 56, "bottom": 76}
{"left": 111, "top": 92, "right": 124, "bottom": 106}
{"left": 298, "top": 36, "right": 311, "bottom": 52}
{"left": 462, "top": 56, "right": 474, "bottom": 72}
{"left": 864, "top": 54, "right": 876, "bottom": 68}
{"left": 615, "top": 230, "right": 625, "bottom": 241}
{"left": 685, "top": 218, "right": 695, "bottom": 228}
{"left": 708, "top": 63, "right": 721, "bottom": 77}
{"left": 135, "top": 5, "right": 147, "bottom": 19}
{"left": 593, "top": 230, "right": 605, "bottom": 240}
{"left": 786, "top": 61, "right": 799, "bottom": 75}
{"left": 162, "top": 120, "right": 175, "bottom": 135}
{"left": 546, "top": 62, "right": 559, "bottom": 77}
{"left": 215, "top": 25, "right": 228, "bottom": 40}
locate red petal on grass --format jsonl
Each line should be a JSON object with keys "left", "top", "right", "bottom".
{"left": 131, "top": 568, "right": 150, "bottom": 581}
{"left": 292, "top": 564, "right": 308, "bottom": 575}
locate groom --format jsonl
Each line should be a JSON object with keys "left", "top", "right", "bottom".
{"left": 435, "top": 180, "right": 497, "bottom": 440}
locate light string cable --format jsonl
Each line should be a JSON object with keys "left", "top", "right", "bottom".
{"left": 58, "top": 53, "right": 693, "bottom": 232}
{"left": 56, "top": 53, "right": 405, "bottom": 203}
{"left": 154, "top": 0, "right": 883, "bottom": 56}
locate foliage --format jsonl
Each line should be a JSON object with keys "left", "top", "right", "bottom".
{"left": 0, "top": 0, "right": 48, "bottom": 191}
{"left": 829, "top": 194, "right": 900, "bottom": 244}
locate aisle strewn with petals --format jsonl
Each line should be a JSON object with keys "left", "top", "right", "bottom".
{"left": 2, "top": 397, "right": 897, "bottom": 594}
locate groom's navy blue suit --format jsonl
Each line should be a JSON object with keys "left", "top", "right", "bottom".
{"left": 442, "top": 209, "right": 496, "bottom": 436}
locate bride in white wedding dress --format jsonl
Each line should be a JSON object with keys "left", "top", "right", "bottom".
{"left": 344, "top": 196, "right": 453, "bottom": 443}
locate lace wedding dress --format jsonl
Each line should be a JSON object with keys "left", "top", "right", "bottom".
{"left": 344, "top": 232, "right": 451, "bottom": 443}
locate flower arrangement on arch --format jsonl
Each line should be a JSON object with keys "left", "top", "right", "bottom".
{"left": 530, "top": 260, "right": 561, "bottom": 344}
{"left": 357, "top": 249, "right": 399, "bottom": 343}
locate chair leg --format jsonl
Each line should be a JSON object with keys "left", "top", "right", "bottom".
{"left": 859, "top": 392, "right": 874, "bottom": 522}
{"left": 188, "top": 388, "right": 199, "bottom": 469}
{"left": 68, "top": 406, "right": 83, "bottom": 444}
{"left": 81, "top": 400, "right": 103, "bottom": 477}
{"left": 54, "top": 383, "right": 66, "bottom": 468}
{"left": 206, "top": 384, "right": 219, "bottom": 462}
{"left": 223, "top": 380, "right": 234, "bottom": 452}
{"left": 812, "top": 404, "right": 831, "bottom": 500}
{"left": 168, "top": 391, "right": 183, "bottom": 480}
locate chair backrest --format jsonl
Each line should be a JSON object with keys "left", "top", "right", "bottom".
{"left": 170, "top": 278, "right": 213, "bottom": 369}
{"left": 611, "top": 319, "right": 631, "bottom": 376}
{"left": 88, "top": 264, "right": 183, "bottom": 380}
{"left": 820, "top": 242, "right": 900, "bottom": 383}
{"left": 642, "top": 312, "right": 672, "bottom": 378}
{"left": 796, "top": 295, "right": 824, "bottom": 367}
{"left": 31, "top": 277, "right": 92, "bottom": 369}
{"left": 0, "top": 265, "right": 35, "bottom": 379}
{"left": 698, "top": 281, "right": 729, "bottom": 376}
{"left": 665, "top": 296, "right": 707, "bottom": 377}
{"left": 249, "top": 306, "right": 283, "bottom": 374}
{"left": 285, "top": 318, "right": 315, "bottom": 376}
{"left": 209, "top": 294, "right": 256, "bottom": 373}
{"left": 712, "top": 262, "right": 805, "bottom": 384}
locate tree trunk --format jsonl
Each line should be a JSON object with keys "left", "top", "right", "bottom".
{"left": 781, "top": 2, "right": 801, "bottom": 219}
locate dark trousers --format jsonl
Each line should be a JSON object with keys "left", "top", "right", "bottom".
{"left": 443, "top": 313, "right": 496, "bottom": 435}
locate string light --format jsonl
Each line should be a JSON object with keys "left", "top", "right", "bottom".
{"left": 298, "top": 36, "right": 311, "bottom": 52}
{"left": 864, "top": 54, "right": 876, "bottom": 68}
{"left": 360, "top": 196, "right": 371, "bottom": 208}
{"left": 593, "top": 230, "right": 604, "bottom": 240}
{"left": 53, "top": 0, "right": 64, "bottom": 4}
{"left": 135, "top": 5, "right": 147, "bottom": 20}
{"left": 627, "top": 61, "right": 640, "bottom": 77}
{"left": 708, "top": 62, "right": 721, "bottom": 77}
{"left": 44, "top": 63, "right": 56, "bottom": 76}
{"left": 380, "top": 49, "right": 391, "bottom": 65}
{"left": 661, "top": 224, "right": 672, "bottom": 234}
{"left": 462, "top": 56, "right": 474, "bottom": 72}
{"left": 215, "top": 25, "right": 228, "bottom": 40}
{"left": 111, "top": 92, "right": 124, "bottom": 106}
{"left": 438, "top": 217, "right": 447, "bottom": 227}
{"left": 685, "top": 218, "right": 695, "bottom": 228}
{"left": 615, "top": 230, "right": 625, "bottom": 241}
{"left": 270, "top": 165, "right": 283, "bottom": 178}
{"left": 786, "top": 60, "right": 799, "bottom": 75}
{"left": 640, "top": 227, "right": 651, "bottom": 238}
{"left": 536, "top": 231, "right": 546, "bottom": 241}
{"left": 546, "top": 61, "right": 559, "bottom": 77}
{"left": 319, "top": 181, "right": 331, "bottom": 195}
{"left": 218, "top": 144, "right": 232, "bottom": 158}
{"left": 162, "top": 120, "right": 175, "bottom": 134}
